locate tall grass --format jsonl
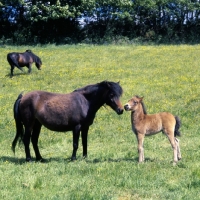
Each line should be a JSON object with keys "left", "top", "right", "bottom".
{"left": 0, "top": 44, "right": 200, "bottom": 199}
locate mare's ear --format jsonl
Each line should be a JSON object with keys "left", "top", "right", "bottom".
{"left": 117, "top": 81, "right": 120, "bottom": 84}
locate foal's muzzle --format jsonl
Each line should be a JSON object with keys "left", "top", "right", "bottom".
{"left": 124, "top": 104, "right": 130, "bottom": 111}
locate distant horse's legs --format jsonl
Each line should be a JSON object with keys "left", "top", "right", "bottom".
{"left": 175, "top": 138, "right": 181, "bottom": 160}
{"left": 71, "top": 125, "right": 81, "bottom": 161}
{"left": 31, "top": 120, "right": 43, "bottom": 162}
{"left": 136, "top": 133, "right": 145, "bottom": 162}
{"left": 10, "top": 65, "right": 15, "bottom": 77}
{"left": 81, "top": 126, "right": 89, "bottom": 158}
{"left": 27, "top": 64, "right": 32, "bottom": 73}
{"left": 23, "top": 127, "right": 32, "bottom": 162}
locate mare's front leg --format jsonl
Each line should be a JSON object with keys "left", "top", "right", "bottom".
{"left": 136, "top": 133, "right": 145, "bottom": 162}
{"left": 71, "top": 125, "right": 81, "bottom": 161}
{"left": 31, "top": 120, "right": 43, "bottom": 162}
{"left": 23, "top": 127, "right": 32, "bottom": 162}
{"left": 81, "top": 126, "right": 89, "bottom": 158}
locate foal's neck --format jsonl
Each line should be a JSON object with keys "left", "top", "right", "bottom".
{"left": 131, "top": 105, "right": 145, "bottom": 122}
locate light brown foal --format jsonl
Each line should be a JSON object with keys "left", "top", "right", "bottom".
{"left": 124, "top": 95, "right": 181, "bottom": 165}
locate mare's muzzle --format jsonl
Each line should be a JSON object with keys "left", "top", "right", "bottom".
{"left": 116, "top": 108, "right": 124, "bottom": 115}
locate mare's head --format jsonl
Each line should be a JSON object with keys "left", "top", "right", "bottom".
{"left": 100, "top": 81, "right": 124, "bottom": 115}
{"left": 124, "top": 95, "right": 147, "bottom": 114}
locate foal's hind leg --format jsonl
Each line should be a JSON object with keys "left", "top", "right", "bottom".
{"left": 175, "top": 138, "right": 181, "bottom": 160}
{"left": 31, "top": 120, "right": 43, "bottom": 162}
{"left": 165, "top": 130, "right": 178, "bottom": 164}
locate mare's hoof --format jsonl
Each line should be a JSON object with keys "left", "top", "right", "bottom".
{"left": 71, "top": 157, "right": 77, "bottom": 161}
{"left": 26, "top": 158, "right": 32, "bottom": 162}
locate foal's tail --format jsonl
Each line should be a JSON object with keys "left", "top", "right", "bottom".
{"left": 174, "top": 116, "right": 181, "bottom": 137}
{"left": 12, "top": 92, "right": 24, "bottom": 154}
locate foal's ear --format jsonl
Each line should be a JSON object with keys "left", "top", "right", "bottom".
{"left": 139, "top": 96, "right": 144, "bottom": 102}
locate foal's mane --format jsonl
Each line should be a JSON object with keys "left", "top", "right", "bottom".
{"left": 135, "top": 95, "right": 147, "bottom": 114}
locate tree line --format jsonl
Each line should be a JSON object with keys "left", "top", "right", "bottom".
{"left": 0, "top": 0, "right": 200, "bottom": 45}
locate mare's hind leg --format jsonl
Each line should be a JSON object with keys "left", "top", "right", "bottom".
{"left": 175, "top": 138, "right": 181, "bottom": 160}
{"left": 136, "top": 133, "right": 145, "bottom": 162}
{"left": 31, "top": 120, "right": 43, "bottom": 162}
{"left": 71, "top": 125, "right": 81, "bottom": 161}
{"left": 23, "top": 127, "right": 32, "bottom": 162}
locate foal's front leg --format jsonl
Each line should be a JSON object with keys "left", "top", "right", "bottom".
{"left": 136, "top": 133, "right": 145, "bottom": 162}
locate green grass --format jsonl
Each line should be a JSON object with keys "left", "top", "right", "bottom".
{"left": 0, "top": 44, "right": 200, "bottom": 199}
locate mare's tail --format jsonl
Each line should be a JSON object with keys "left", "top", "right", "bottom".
{"left": 12, "top": 93, "right": 24, "bottom": 154}
{"left": 174, "top": 116, "right": 181, "bottom": 137}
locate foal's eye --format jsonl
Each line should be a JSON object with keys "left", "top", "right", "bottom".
{"left": 134, "top": 101, "right": 138, "bottom": 104}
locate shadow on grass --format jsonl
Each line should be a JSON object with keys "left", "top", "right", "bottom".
{"left": 87, "top": 157, "right": 156, "bottom": 164}
{"left": 0, "top": 155, "right": 158, "bottom": 165}
{"left": 0, "top": 156, "right": 74, "bottom": 165}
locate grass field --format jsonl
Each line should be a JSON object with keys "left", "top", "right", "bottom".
{"left": 0, "top": 44, "right": 200, "bottom": 199}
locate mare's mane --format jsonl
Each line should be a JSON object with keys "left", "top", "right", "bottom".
{"left": 74, "top": 81, "right": 123, "bottom": 97}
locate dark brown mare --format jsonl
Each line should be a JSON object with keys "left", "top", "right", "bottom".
{"left": 12, "top": 81, "right": 123, "bottom": 162}
{"left": 7, "top": 50, "right": 42, "bottom": 77}
{"left": 124, "top": 96, "right": 181, "bottom": 165}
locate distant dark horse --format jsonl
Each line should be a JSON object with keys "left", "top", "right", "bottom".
{"left": 7, "top": 50, "right": 42, "bottom": 77}
{"left": 12, "top": 81, "right": 124, "bottom": 162}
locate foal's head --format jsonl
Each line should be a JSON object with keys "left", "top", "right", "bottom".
{"left": 124, "top": 95, "right": 147, "bottom": 114}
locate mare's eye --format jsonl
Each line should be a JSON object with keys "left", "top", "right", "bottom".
{"left": 134, "top": 101, "right": 138, "bottom": 104}
{"left": 109, "top": 93, "right": 115, "bottom": 101}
